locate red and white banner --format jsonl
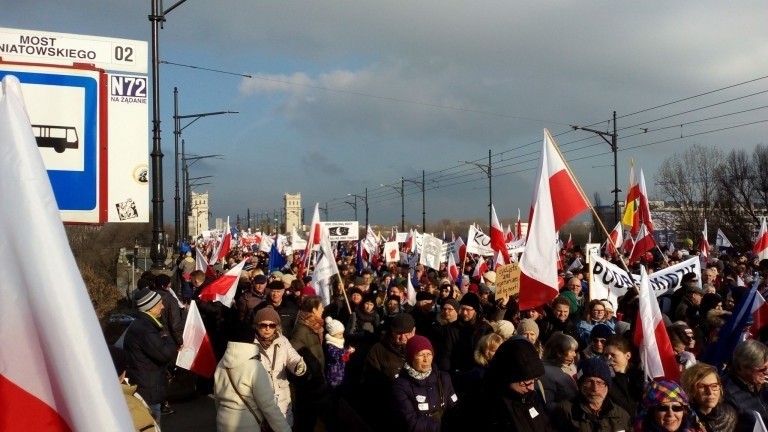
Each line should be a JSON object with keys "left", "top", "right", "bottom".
{"left": 0, "top": 76, "right": 133, "bottom": 431}
{"left": 198, "top": 259, "right": 246, "bottom": 307}
{"left": 755, "top": 217, "right": 768, "bottom": 261}
{"left": 634, "top": 266, "right": 680, "bottom": 382}
{"left": 176, "top": 301, "right": 216, "bottom": 378}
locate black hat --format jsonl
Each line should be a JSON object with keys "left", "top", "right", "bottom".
{"left": 339, "top": 264, "right": 349, "bottom": 271}
{"left": 349, "top": 287, "right": 364, "bottom": 297}
{"left": 416, "top": 291, "right": 435, "bottom": 302}
{"left": 253, "top": 274, "right": 268, "bottom": 284}
{"left": 442, "top": 298, "right": 460, "bottom": 312}
{"left": 590, "top": 323, "right": 614, "bottom": 340}
{"left": 488, "top": 338, "right": 544, "bottom": 384}
{"left": 578, "top": 357, "right": 612, "bottom": 387}
{"left": 354, "top": 276, "right": 366, "bottom": 286}
{"left": 460, "top": 292, "right": 481, "bottom": 311}
{"left": 267, "top": 280, "right": 285, "bottom": 291}
{"left": 390, "top": 313, "right": 415, "bottom": 333}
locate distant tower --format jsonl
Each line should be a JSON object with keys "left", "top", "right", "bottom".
{"left": 284, "top": 193, "right": 302, "bottom": 233}
{"left": 188, "top": 191, "right": 209, "bottom": 238}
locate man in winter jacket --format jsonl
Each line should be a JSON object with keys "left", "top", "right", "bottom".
{"left": 551, "top": 357, "right": 631, "bottom": 432}
{"left": 124, "top": 288, "right": 179, "bottom": 426}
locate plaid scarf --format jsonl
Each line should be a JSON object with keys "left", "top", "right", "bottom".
{"left": 297, "top": 311, "right": 324, "bottom": 343}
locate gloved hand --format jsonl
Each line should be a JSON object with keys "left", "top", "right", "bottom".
{"left": 294, "top": 360, "right": 307, "bottom": 376}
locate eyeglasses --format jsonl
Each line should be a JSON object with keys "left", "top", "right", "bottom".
{"left": 592, "top": 338, "right": 607, "bottom": 345}
{"left": 655, "top": 405, "right": 685, "bottom": 413}
{"left": 258, "top": 323, "right": 278, "bottom": 329}
{"left": 582, "top": 379, "right": 607, "bottom": 388}
{"left": 695, "top": 383, "right": 721, "bottom": 392}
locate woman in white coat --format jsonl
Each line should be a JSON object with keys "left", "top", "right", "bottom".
{"left": 252, "top": 306, "right": 307, "bottom": 427}
{"left": 214, "top": 340, "right": 292, "bottom": 432}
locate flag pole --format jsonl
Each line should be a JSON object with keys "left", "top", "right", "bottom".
{"left": 546, "top": 129, "right": 634, "bottom": 276}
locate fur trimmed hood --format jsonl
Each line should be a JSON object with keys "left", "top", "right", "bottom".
{"left": 707, "top": 308, "right": 731, "bottom": 328}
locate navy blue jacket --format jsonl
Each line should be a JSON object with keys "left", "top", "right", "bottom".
{"left": 392, "top": 368, "right": 458, "bottom": 432}
{"left": 124, "top": 312, "right": 178, "bottom": 404}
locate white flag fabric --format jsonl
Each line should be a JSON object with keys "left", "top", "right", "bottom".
{"left": 175, "top": 301, "right": 216, "bottom": 378}
{"left": 384, "top": 241, "right": 400, "bottom": 263}
{"left": 753, "top": 410, "right": 768, "bottom": 432}
{"left": 0, "top": 75, "right": 133, "bottom": 430}
{"left": 634, "top": 266, "right": 680, "bottom": 382}
{"left": 406, "top": 274, "right": 417, "bottom": 306}
{"left": 313, "top": 227, "right": 340, "bottom": 307}
{"left": 466, "top": 225, "right": 494, "bottom": 256}
{"left": 716, "top": 228, "right": 733, "bottom": 249}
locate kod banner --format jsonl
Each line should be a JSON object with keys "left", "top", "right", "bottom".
{"left": 589, "top": 254, "right": 701, "bottom": 307}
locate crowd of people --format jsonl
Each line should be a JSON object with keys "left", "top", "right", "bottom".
{"left": 115, "top": 237, "right": 768, "bottom": 432}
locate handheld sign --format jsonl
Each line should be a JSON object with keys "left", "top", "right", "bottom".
{"left": 495, "top": 263, "right": 521, "bottom": 298}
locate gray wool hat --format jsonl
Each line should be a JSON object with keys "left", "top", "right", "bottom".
{"left": 134, "top": 288, "right": 161, "bottom": 312}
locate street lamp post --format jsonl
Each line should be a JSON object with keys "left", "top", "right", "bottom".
{"left": 348, "top": 188, "right": 369, "bottom": 228}
{"left": 173, "top": 87, "right": 237, "bottom": 248}
{"left": 182, "top": 154, "right": 222, "bottom": 239}
{"left": 460, "top": 149, "right": 492, "bottom": 230}
{"left": 403, "top": 171, "right": 425, "bottom": 231}
{"left": 345, "top": 199, "right": 358, "bottom": 222}
{"left": 381, "top": 179, "right": 405, "bottom": 231}
{"left": 572, "top": 111, "right": 619, "bottom": 225}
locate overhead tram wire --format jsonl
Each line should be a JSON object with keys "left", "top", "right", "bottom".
{"left": 162, "top": 58, "right": 768, "bottom": 213}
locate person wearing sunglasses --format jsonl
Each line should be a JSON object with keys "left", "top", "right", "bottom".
{"left": 721, "top": 339, "right": 768, "bottom": 431}
{"left": 681, "top": 363, "right": 737, "bottom": 432}
{"left": 633, "top": 379, "right": 704, "bottom": 432}
{"left": 251, "top": 306, "right": 306, "bottom": 429}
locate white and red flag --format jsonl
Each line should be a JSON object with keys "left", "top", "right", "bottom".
{"left": 490, "top": 204, "right": 511, "bottom": 264}
{"left": 493, "top": 249, "right": 507, "bottom": 271}
{"left": 516, "top": 209, "right": 523, "bottom": 240}
{"left": 198, "top": 259, "right": 246, "bottom": 307}
{"left": 751, "top": 292, "right": 768, "bottom": 337}
{"left": 176, "top": 301, "right": 217, "bottom": 378}
{"left": 605, "top": 221, "right": 624, "bottom": 256}
{"left": 447, "top": 252, "right": 460, "bottom": 282}
{"left": 754, "top": 217, "right": 768, "bottom": 261}
{"left": 504, "top": 225, "right": 514, "bottom": 243}
{"left": 195, "top": 248, "right": 216, "bottom": 279}
{"left": 454, "top": 236, "right": 467, "bottom": 262}
{"left": 634, "top": 265, "right": 680, "bottom": 382}
{"left": 628, "top": 224, "right": 657, "bottom": 264}
{"left": 699, "top": 219, "right": 710, "bottom": 259}
{"left": 209, "top": 217, "right": 232, "bottom": 265}
{"left": 623, "top": 161, "right": 654, "bottom": 236}
{"left": 472, "top": 256, "right": 488, "bottom": 279}
{"left": 519, "top": 129, "right": 590, "bottom": 310}
{"left": 565, "top": 233, "right": 573, "bottom": 252}
{"left": 405, "top": 274, "right": 417, "bottom": 306}
{"left": 0, "top": 76, "right": 133, "bottom": 431}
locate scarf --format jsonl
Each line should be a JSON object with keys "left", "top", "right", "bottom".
{"left": 256, "top": 331, "right": 280, "bottom": 350}
{"left": 325, "top": 334, "right": 345, "bottom": 349}
{"left": 355, "top": 307, "right": 377, "bottom": 324}
{"left": 404, "top": 363, "right": 432, "bottom": 381}
{"left": 297, "top": 311, "right": 325, "bottom": 343}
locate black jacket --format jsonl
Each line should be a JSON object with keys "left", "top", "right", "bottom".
{"left": 124, "top": 312, "right": 178, "bottom": 404}
{"left": 153, "top": 288, "right": 184, "bottom": 347}
{"left": 478, "top": 387, "right": 555, "bottom": 432}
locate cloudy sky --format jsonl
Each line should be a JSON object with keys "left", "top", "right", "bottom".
{"left": 3, "top": 1, "right": 768, "bottom": 230}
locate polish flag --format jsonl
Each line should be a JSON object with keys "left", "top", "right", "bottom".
{"left": 404, "top": 229, "right": 414, "bottom": 253}
{"left": 621, "top": 233, "right": 635, "bottom": 255}
{"left": 195, "top": 248, "right": 216, "bottom": 279}
{"left": 176, "top": 302, "right": 217, "bottom": 378}
{"left": 454, "top": 236, "right": 467, "bottom": 262}
{"left": 622, "top": 160, "right": 654, "bottom": 236}
{"left": 209, "top": 217, "right": 232, "bottom": 265}
{"left": 504, "top": 225, "right": 514, "bottom": 243}
{"left": 519, "top": 130, "right": 590, "bottom": 310}
{"left": 493, "top": 249, "right": 506, "bottom": 271}
{"left": 198, "top": 259, "right": 246, "bottom": 307}
{"left": 629, "top": 224, "right": 657, "bottom": 264}
{"left": 0, "top": 76, "right": 133, "bottom": 431}
{"left": 527, "top": 129, "right": 591, "bottom": 231}
{"left": 754, "top": 217, "right": 768, "bottom": 260}
{"left": 634, "top": 265, "right": 680, "bottom": 382}
{"left": 751, "top": 292, "right": 768, "bottom": 336}
{"left": 447, "top": 253, "right": 460, "bottom": 283}
{"left": 405, "top": 274, "right": 417, "bottom": 306}
{"left": 565, "top": 233, "right": 573, "bottom": 252}
{"left": 605, "top": 222, "right": 624, "bottom": 256}
{"left": 699, "top": 219, "right": 710, "bottom": 259}
{"left": 472, "top": 256, "right": 488, "bottom": 279}
{"left": 516, "top": 209, "right": 523, "bottom": 240}
{"left": 490, "top": 204, "right": 511, "bottom": 264}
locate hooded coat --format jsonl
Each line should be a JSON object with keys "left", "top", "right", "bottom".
{"left": 213, "top": 342, "right": 292, "bottom": 432}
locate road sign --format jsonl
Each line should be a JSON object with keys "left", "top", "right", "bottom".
{"left": 0, "top": 27, "right": 148, "bottom": 224}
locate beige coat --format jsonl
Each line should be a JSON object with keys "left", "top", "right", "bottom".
{"left": 254, "top": 335, "right": 306, "bottom": 427}
{"left": 214, "top": 342, "right": 292, "bottom": 432}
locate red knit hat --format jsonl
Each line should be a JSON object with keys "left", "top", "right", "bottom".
{"left": 301, "top": 286, "right": 317, "bottom": 296}
{"left": 405, "top": 335, "right": 434, "bottom": 363}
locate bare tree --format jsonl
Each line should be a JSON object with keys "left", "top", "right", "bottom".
{"left": 655, "top": 144, "right": 724, "bottom": 241}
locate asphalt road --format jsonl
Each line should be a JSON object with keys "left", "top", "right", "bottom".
{"left": 161, "top": 393, "right": 217, "bottom": 432}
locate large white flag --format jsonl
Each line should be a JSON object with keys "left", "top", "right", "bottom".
{"left": 312, "top": 227, "right": 340, "bottom": 307}
{"left": 0, "top": 76, "right": 133, "bottom": 430}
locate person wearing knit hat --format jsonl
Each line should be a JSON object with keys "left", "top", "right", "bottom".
{"left": 460, "top": 291, "right": 481, "bottom": 313}
{"left": 441, "top": 292, "right": 494, "bottom": 377}
{"left": 441, "top": 298, "right": 460, "bottom": 325}
{"left": 632, "top": 379, "right": 699, "bottom": 432}
{"left": 493, "top": 319, "right": 516, "bottom": 340}
{"left": 516, "top": 318, "right": 540, "bottom": 344}
{"left": 583, "top": 323, "right": 614, "bottom": 360}
{"left": 324, "top": 316, "right": 355, "bottom": 390}
{"left": 550, "top": 357, "right": 630, "bottom": 431}
{"left": 124, "top": 288, "right": 178, "bottom": 422}
{"left": 478, "top": 337, "right": 552, "bottom": 431}
{"left": 392, "top": 336, "right": 459, "bottom": 431}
